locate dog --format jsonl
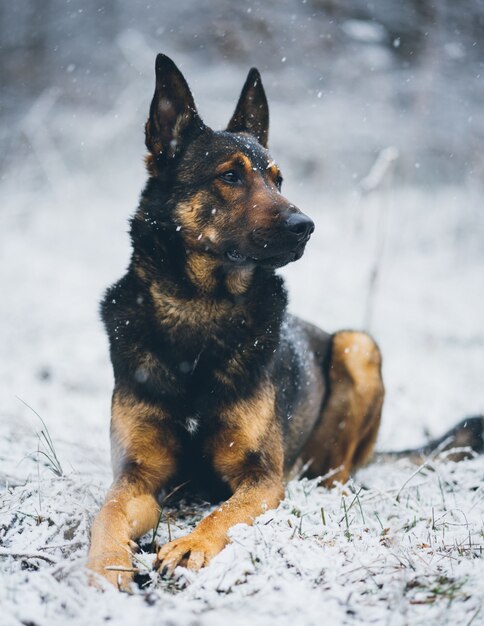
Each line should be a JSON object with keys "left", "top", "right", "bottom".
{"left": 87, "top": 54, "right": 483, "bottom": 590}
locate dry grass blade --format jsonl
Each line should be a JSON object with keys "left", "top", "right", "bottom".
{"left": 16, "top": 396, "right": 63, "bottom": 477}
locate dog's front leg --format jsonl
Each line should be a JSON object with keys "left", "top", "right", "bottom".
{"left": 155, "top": 477, "right": 284, "bottom": 574}
{"left": 156, "top": 384, "right": 284, "bottom": 574}
{"left": 87, "top": 391, "right": 177, "bottom": 590}
{"left": 87, "top": 478, "right": 163, "bottom": 590}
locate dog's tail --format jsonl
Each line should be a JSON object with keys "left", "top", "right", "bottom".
{"left": 375, "top": 416, "right": 484, "bottom": 464}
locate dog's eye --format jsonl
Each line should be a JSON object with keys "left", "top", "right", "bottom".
{"left": 275, "top": 175, "right": 283, "bottom": 190}
{"left": 219, "top": 170, "right": 241, "bottom": 184}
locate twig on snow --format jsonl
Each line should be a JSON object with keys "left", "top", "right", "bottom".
{"left": 0, "top": 548, "right": 57, "bottom": 564}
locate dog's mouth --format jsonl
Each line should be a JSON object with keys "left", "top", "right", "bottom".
{"left": 225, "top": 249, "right": 249, "bottom": 264}
{"left": 224, "top": 240, "right": 309, "bottom": 269}
{"left": 258, "top": 248, "right": 305, "bottom": 269}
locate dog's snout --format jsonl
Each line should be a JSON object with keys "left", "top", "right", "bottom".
{"left": 284, "top": 213, "right": 315, "bottom": 240}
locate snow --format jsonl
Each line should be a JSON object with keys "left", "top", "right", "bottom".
{"left": 1, "top": 4, "right": 484, "bottom": 624}
{"left": 1, "top": 446, "right": 483, "bottom": 625}
{"left": 341, "top": 20, "right": 387, "bottom": 44}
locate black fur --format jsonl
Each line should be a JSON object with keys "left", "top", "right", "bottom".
{"left": 101, "top": 266, "right": 288, "bottom": 415}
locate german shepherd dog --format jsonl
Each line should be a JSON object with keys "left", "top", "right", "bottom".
{"left": 87, "top": 54, "right": 483, "bottom": 590}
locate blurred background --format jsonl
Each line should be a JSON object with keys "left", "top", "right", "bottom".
{"left": 0, "top": 1, "right": 483, "bottom": 462}
{"left": 2, "top": 0, "right": 484, "bottom": 187}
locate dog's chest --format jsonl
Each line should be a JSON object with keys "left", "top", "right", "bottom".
{"left": 155, "top": 316, "right": 258, "bottom": 396}
{"left": 170, "top": 416, "right": 232, "bottom": 501}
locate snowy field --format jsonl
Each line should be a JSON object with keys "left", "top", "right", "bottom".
{"left": 1, "top": 6, "right": 484, "bottom": 624}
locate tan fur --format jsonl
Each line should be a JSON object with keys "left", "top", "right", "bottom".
{"left": 144, "top": 153, "right": 157, "bottom": 177}
{"left": 266, "top": 162, "right": 280, "bottom": 179}
{"left": 87, "top": 392, "right": 178, "bottom": 590}
{"left": 300, "top": 331, "right": 384, "bottom": 485}
{"left": 88, "top": 484, "right": 160, "bottom": 590}
{"left": 110, "top": 391, "right": 178, "bottom": 478}
{"left": 210, "top": 382, "right": 282, "bottom": 483}
{"left": 149, "top": 280, "right": 249, "bottom": 331}
{"left": 203, "top": 226, "right": 219, "bottom": 245}
{"left": 225, "top": 267, "right": 253, "bottom": 295}
{"left": 173, "top": 195, "right": 208, "bottom": 248}
{"left": 214, "top": 152, "right": 253, "bottom": 177}
{"left": 185, "top": 252, "right": 220, "bottom": 293}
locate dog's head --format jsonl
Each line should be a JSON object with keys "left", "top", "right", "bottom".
{"left": 143, "top": 54, "right": 314, "bottom": 270}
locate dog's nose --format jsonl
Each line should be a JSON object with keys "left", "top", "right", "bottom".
{"left": 284, "top": 213, "right": 315, "bottom": 240}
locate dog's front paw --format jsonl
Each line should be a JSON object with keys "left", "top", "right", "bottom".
{"left": 154, "top": 531, "right": 226, "bottom": 576}
{"left": 86, "top": 550, "right": 135, "bottom": 592}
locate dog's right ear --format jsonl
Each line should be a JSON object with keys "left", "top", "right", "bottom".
{"left": 145, "top": 54, "right": 204, "bottom": 158}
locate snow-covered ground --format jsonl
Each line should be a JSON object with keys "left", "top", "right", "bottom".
{"left": 1, "top": 16, "right": 484, "bottom": 625}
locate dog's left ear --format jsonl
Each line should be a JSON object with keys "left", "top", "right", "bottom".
{"left": 226, "top": 68, "right": 269, "bottom": 148}
{"left": 146, "top": 54, "right": 205, "bottom": 158}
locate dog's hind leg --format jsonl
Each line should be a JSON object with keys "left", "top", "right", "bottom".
{"left": 300, "top": 331, "right": 384, "bottom": 486}
{"left": 87, "top": 392, "right": 177, "bottom": 591}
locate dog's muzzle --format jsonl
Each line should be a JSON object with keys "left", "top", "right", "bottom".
{"left": 224, "top": 210, "right": 315, "bottom": 268}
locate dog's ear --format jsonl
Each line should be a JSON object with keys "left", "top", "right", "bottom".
{"left": 226, "top": 68, "right": 269, "bottom": 147}
{"left": 145, "top": 54, "right": 204, "bottom": 157}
